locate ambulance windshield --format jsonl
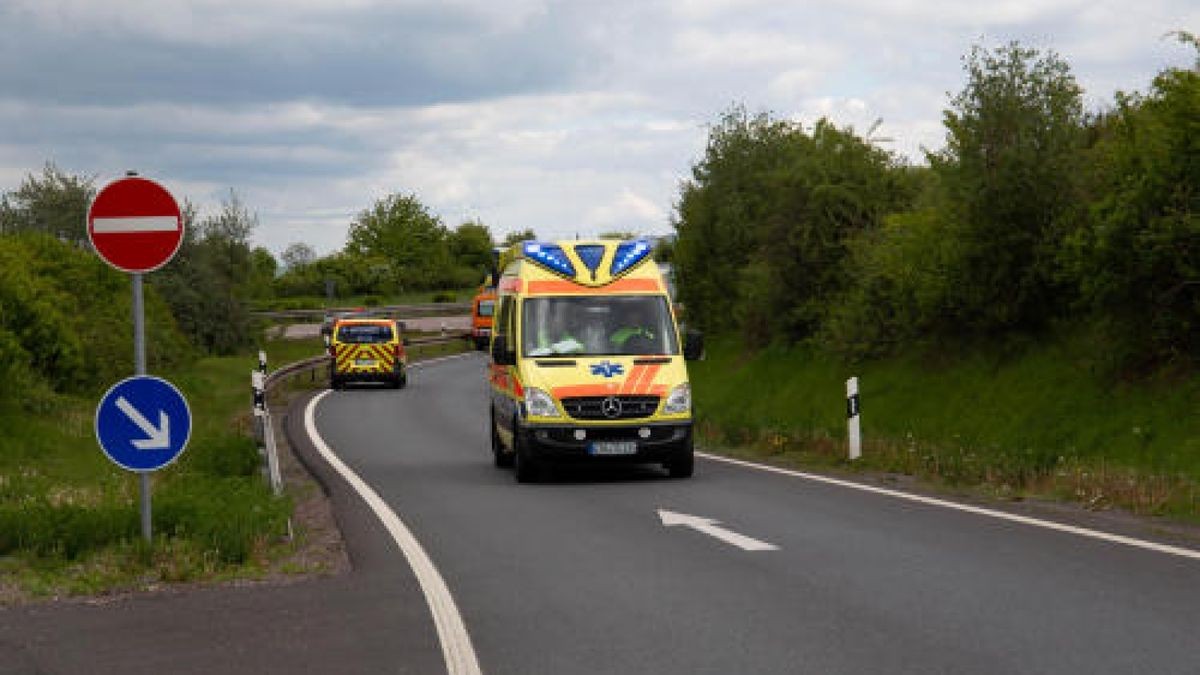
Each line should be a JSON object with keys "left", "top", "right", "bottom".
{"left": 522, "top": 295, "right": 678, "bottom": 357}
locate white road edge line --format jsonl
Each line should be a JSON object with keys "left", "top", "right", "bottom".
{"left": 305, "top": 391, "right": 483, "bottom": 675}
{"left": 697, "top": 451, "right": 1200, "bottom": 562}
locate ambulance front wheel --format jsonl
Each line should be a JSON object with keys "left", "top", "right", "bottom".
{"left": 513, "top": 420, "right": 541, "bottom": 483}
{"left": 491, "top": 408, "right": 513, "bottom": 468}
{"left": 665, "top": 437, "right": 695, "bottom": 479}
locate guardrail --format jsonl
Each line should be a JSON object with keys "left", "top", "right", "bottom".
{"left": 251, "top": 302, "right": 472, "bottom": 321}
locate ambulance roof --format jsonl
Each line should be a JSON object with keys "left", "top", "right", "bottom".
{"left": 501, "top": 239, "right": 660, "bottom": 293}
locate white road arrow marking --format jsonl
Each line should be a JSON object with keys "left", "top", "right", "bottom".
{"left": 657, "top": 509, "right": 779, "bottom": 552}
{"left": 115, "top": 396, "right": 170, "bottom": 450}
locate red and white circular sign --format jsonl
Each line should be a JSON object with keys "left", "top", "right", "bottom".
{"left": 87, "top": 176, "right": 183, "bottom": 273}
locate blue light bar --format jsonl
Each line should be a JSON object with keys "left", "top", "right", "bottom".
{"left": 610, "top": 239, "right": 652, "bottom": 277}
{"left": 522, "top": 241, "right": 576, "bottom": 278}
{"left": 574, "top": 244, "right": 605, "bottom": 277}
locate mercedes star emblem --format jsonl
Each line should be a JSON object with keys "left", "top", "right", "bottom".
{"left": 601, "top": 396, "right": 622, "bottom": 419}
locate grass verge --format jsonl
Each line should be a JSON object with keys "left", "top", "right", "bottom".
{"left": 0, "top": 332, "right": 471, "bottom": 603}
{"left": 691, "top": 336, "right": 1200, "bottom": 520}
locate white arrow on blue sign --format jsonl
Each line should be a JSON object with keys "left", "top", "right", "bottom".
{"left": 95, "top": 375, "right": 191, "bottom": 472}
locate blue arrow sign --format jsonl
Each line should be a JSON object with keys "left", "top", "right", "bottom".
{"left": 95, "top": 375, "right": 191, "bottom": 472}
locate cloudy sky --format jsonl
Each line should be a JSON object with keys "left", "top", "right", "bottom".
{"left": 2, "top": 0, "right": 1196, "bottom": 257}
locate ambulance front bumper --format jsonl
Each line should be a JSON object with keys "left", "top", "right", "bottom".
{"left": 519, "top": 421, "right": 692, "bottom": 462}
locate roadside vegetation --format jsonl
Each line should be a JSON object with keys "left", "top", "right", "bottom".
{"left": 0, "top": 165, "right": 483, "bottom": 599}
{"left": 0, "top": 343, "right": 296, "bottom": 599}
{"left": 674, "top": 38, "right": 1199, "bottom": 517}
{"left": 692, "top": 337, "right": 1200, "bottom": 518}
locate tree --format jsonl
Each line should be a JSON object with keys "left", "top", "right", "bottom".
{"left": 598, "top": 230, "right": 639, "bottom": 240}
{"left": 281, "top": 242, "right": 317, "bottom": 270}
{"left": 347, "top": 193, "right": 451, "bottom": 290}
{"left": 154, "top": 191, "right": 260, "bottom": 354}
{"left": 501, "top": 229, "right": 537, "bottom": 247}
{"left": 0, "top": 163, "right": 95, "bottom": 243}
{"left": 673, "top": 107, "right": 795, "bottom": 336}
{"left": 448, "top": 220, "right": 494, "bottom": 272}
{"left": 247, "top": 247, "right": 278, "bottom": 299}
{"left": 673, "top": 106, "right": 913, "bottom": 342}
{"left": 1064, "top": 35, "right": 1200, "bottom": 365}
{"left": 929, "top": 42, "right": 1086, "bottom": 334}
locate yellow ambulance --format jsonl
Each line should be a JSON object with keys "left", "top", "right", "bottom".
{"left": 328, "top": 318, "right": 408, "bottom": 390}
{"left": 487, "top": 239, "right": 703, "bottom": 482}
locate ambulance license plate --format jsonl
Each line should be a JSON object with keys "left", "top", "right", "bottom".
{"left": 355, "top": 359, "right": 376, "bottom": 367}
{"left": 589, "top": 441, "right": 637, "bottom": 456}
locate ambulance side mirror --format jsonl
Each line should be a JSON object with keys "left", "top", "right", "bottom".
{"left": 683, "top": 329, "right": 704, "bottom": 361}
{"left": 491, "top": 335, "right": 515, "bottom": 366}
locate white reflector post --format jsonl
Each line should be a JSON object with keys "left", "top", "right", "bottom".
{"left": 846, "top": 376, "right": 862, "bottom": 460}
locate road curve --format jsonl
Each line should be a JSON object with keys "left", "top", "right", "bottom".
{"left": 313, "top": 352, "right": 1200, "bottom": 674}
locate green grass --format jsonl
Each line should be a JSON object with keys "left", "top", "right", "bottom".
{"left": 0, "top": 342, "right": 300, "bottom": 600}
{"left": 691, "top": 336, "right": 1200, "bottom": 518}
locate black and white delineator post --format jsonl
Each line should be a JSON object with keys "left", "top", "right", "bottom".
{"left": 252, "top": 369, "right": 266, "bottom": 442}
{"left": 846, "top": 376, "right": 862, "bottom": 460}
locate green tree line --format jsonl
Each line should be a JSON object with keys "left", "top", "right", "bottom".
{"left": 0, "top": 170, "right": 276, "bottom": 361}
{"left": 674, "top": 39, "right": 1199, "bottom": 371}
{"left": 270, "top": 195, "right": 536, "bottom": 301}
{"left": 0, "top": 167, "right": 511, "bottom": 403}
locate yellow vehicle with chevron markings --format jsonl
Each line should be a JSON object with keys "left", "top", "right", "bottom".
{"left": 488, "top": 239, "right": 704, "bottom": 482}
{"left": 329, "top": 318, "right": 408, "bottom": 390}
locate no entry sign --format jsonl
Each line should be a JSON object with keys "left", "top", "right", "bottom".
{"left": 87, "top": 176, "right": 183, "bottom": 273}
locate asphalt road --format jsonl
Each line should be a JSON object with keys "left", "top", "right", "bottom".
{"left": 4, "top": 353, "right": 1199, "bottom": 674}
{"left": 309, "top": 352, "right": 1200, "bottom": 674}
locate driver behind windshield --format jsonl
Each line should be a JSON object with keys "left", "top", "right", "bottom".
{"left": 610, "top": 302, "right": 656, "bottom": 353}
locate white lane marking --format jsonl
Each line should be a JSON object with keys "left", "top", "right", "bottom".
{"left": 658, "top": 509, "right": 778, "bottom": 551}
{"left": 305, "top": 391, "right": 482, "bottom": 675}
{"left": 698, "top": 452, "right": 1200, "bottom": 562}
{"left": 91, "top": 216, "right": 180, "bottom": 233}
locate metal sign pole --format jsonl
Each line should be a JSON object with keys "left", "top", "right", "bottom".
{"left": 133, "top": 272, "right": 152, "bottom": 542}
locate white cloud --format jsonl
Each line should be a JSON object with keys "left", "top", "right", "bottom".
{"left": 3, "top": 0, "right": 1195, "bottom": 259}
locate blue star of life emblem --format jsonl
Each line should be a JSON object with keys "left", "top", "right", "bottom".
{"left": 590, "top": 360, "right": 624, "bottom": 378}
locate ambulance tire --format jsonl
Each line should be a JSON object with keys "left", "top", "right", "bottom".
{"left": 491, "top": 409, "right": 513, "bottom": 468}
{"left": 666, "top": 440, "right": 695, "bottom": 479}
{"left": 329, "top": 369, "right": 342, "bottom": 390}
{"left": 513, "top": 420, "right": 541, "bottom": 483}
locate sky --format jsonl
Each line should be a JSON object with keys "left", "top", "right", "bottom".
{"left": 1, "top": 0, "right": 1196, "bottom": 258}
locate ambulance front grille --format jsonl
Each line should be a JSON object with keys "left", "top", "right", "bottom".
{"left": 561, "top": 395, "right": 661, "bottom": 420}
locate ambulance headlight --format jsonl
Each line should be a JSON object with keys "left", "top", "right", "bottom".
{"left": 524, "top": 387, "right": 560, "bottom": 418}
{"left": 662, "top": 383, "right": 691, "bottom": 414}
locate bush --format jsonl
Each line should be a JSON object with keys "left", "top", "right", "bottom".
{"left": 185, "top": 433, "right": 262, "bottom": 478}
{"left": 1063, "top": 63, "right": 1200, "bottom": 367}
{"left": 0, "top": 502, "right": 138, "bottom": 560}
{"left": 155, "top": 477, "right": 288, "bottom": 563}
{"left": 0, "top": 233, "right": 191, "bottom": 396}
{"left": 822, "top": 208, "right": 964, "bottom": 357}
{"left": 433, "top": 291, "right": 457, "bottom": 303}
